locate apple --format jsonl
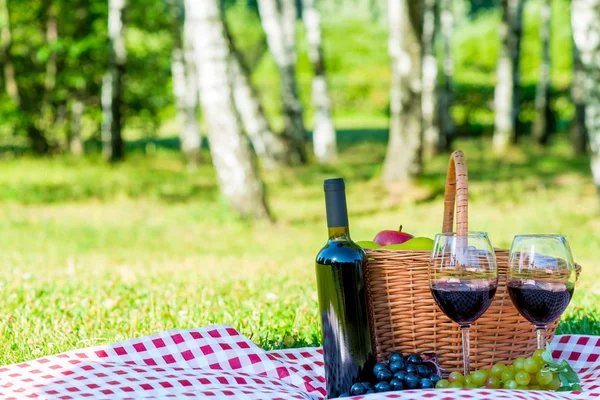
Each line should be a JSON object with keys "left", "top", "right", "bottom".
{"left": 373, "top": 225, "right": 414, "bottom": 246}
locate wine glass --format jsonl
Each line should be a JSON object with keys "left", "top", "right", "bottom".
{"left": 507, "top": 234, "right": 577, "bottom": 349}
{"left": 429, "top": 232, "right": 498, "bottom": 376}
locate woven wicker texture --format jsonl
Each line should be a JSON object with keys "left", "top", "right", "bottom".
{"left": 365, "top": 150, "right": 581, "bottom": 371}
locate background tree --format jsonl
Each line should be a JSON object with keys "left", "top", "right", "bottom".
{"left": 224, "top": 22, "right": 299, "bottom": 168}
{"left": 571, "top": 37, "right": 588, "bottom": 154}
{"left": 257, "top": 0, "right": 307, "bottom": 163}
{"left": 185, "top": 0, "right": 271, "bottom": 220}
{"left": 0, "top": 0, "right": 19, "bottom": 105}
{"left": 383, "top": 0, "right": 423, "bottom": 184}
{"left": 532, "top": 0, "right": 552, "bottom": 145}
{"left": 102, "top": 0, "right": 127, "bottom": 162}
{"left": 169, "top": 0, "right": 201, "bottom": 167}
{"left": 493, "top": 0, "right": 524, "bottom": 153}
{"left": 571, "top": 0, "right": 600, "bottom": 194}
{"left": 438, "top": 0, "right": 454, "bottom": 151}
{"left": 421, "top": 0, "right": 439, "bottom": 159}
{"left": 302, "top": 0, "right": 337, "bottom": 164}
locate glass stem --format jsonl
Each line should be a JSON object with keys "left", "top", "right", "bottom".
{"left": 536, "top": 325, "right": 546, "bottom": 350}
{"left": 461, "top": 324, "right": 471, "bottom": 376}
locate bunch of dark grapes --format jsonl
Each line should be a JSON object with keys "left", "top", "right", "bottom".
{"left": 338, "top": 352, "right": 441, "bottom": 397}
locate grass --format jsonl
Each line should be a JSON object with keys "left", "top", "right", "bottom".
{"left": 0, "top": 133, "right": 598, "bottom": 366}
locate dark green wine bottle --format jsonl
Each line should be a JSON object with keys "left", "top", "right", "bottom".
{"left": 315, "top": 178, "right": 374, "bottom": 398}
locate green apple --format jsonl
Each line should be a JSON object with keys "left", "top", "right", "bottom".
{"left": 382, "top": 237, "right": 434, "bottom": 251}
{"left": 356, "top": 240, "right": 382, "bottom": 249}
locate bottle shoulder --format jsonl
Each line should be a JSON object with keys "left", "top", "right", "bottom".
{"left": 316, "top": 239, "right": 366, "bottom": 264}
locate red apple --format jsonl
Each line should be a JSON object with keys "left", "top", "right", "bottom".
{"left": 373, "top": 225, "right": 414, "bottom": 246}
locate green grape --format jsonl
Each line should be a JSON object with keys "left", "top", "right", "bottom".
{"left": 490, "top": 363, "right": 507, "bottom": 378}
{"left": 480, "top": 368, "right": 491, "bottom": 379}
{"left": 515, "top": 371, "right": 531, "bottom": 386}
{"left": 533, "top": 348, "right": 545, "bottom": 365}
{"left": 471, "top": 370, "right": 487, "bottom": 387}
{"left": 501, "top": 369, "right": 515, "bottom": 383}
{"left": 448, "top": 371, "right": 464, "bottom": 383}
{"left": 524, "top": 357, "right": 540, "bottom": 374}
{"left": 547, "top": 376, "right": 561, "bottom": 391}
{"left": 503, "top": 380, "right": 518, "bottom": 390}
{"left": 465, "top": 383, "right": 479, "bottom": 388}
{"left": 464, "top": 374, "right": 473, "bottom": 385}
{"left": 536, "top": 369, "right": 553, "bottom": 386}
{"left": 449, "top": 381, "right": 464, "bottom": 389}
{"left": 517, "top": 385, "right": 528, "bottom": 390}
{"left": 513, "top": 357, "right": 526, "bottom": 371}
{"left": 529, "top": 373, "right": 537, "bottom": 385}
{"left": 436, "top": 379, "right": 450, "bottom": 389}
{"left": 506, "top": 364, "right": 515, "bottom": 373}
{"left": 485, "top": 376, "right": 501, "bottom": 389}
{"left": 529, "top": 385, "right": 542, "bottom": 390}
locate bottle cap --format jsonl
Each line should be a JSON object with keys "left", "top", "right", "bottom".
{"left": 324, "top": 178, "right": 345, "bottom": 192}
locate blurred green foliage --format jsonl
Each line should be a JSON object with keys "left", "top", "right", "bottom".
{"left": 0, "top": 0, "right": 578, "bottom": 150}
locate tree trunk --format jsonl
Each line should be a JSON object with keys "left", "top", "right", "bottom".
{"left": 302, "top": 0, "right": 337, "bottom": 164}
{"left": 571, "top": 36, "right": 588, "bottom": 154}
{"left": 421, "top": 0, "right": 439, "bottom": 159}
{"left": 493, "top": 0, "right": 524, "bottom": 152}
{"left": 101, "top": 0, "right": 126, "bottom": 162}
{"left": 257, "top": 0, "right": 307, "bottom": 162}
{"left": 40, "top": 2, "right": 58, "bottom": 135}
{"left": 439, "top": 0, "right": 454, "bottom": 151}
{"left": 171, "top": 0, "right": 201, "bottom": 167}
{"left": 383, "top": 0, "right": 423, "bottom": 184}
{"left": 532, "top": 0, "right": 552, "bottom": 145}
{"left": 511, "top": 0, "right": 525, "bottom": 143}
{"left": 0, "top": 0, "right": 19, "bottom": 105}
{"left": 225, "top": 25, "right": 299, "bottom": 168}
{"left": 68, "top": 98, "right": 84, "bottom": 156}
{"left": 571, "top": 0, "right": 600, "bottom": 193}
{"left": 185, "top": 0, "right": 272, "bottom": 220}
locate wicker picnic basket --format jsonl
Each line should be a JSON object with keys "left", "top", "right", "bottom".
{"left": 364, "top": 150, "right": 582, "bottom": 371}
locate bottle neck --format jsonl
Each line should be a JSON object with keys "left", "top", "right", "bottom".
{"left": 328, "top": 226, "right": 350, "bottom": 240}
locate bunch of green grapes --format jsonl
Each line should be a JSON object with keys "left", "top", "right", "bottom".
{"left": 435, "top": 349, "right": 582, "bottom": 391}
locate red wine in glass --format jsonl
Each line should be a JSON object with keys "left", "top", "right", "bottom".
{"left": 507, "top": 281, "right": 574, "bottom": 326}
{"left": 431, "top": 281, "right": 497, "bottom": 324}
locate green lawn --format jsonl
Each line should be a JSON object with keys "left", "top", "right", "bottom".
{"left": 0, "top": 134, "right": 598, "bottom": 365}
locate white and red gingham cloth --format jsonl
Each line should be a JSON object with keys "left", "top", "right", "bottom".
{"left": 0, "top": 324, "right": 598, "bottom": 399}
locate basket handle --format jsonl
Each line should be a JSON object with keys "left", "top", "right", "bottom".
{"left": 442, "top": 150, "right": 469, "bottom": 234}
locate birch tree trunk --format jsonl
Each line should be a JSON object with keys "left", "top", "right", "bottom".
{"left": 383, "top": 0, "right": 423, "bottom": 184}
{"left": 0, "top": 0, "right": 19, "bottom": 105}
{"left": 101, "top": 0, "right": 127, "bottom": 162}
{"left": 257, "top": 0, "right": 307, "bottom": 162}
{"left": 532, "top": 0, "right": 552, "bottom": 145}
{"left": 571, "top": 0, "right": 600, "bottom": 194}
{"left": 68, "top": 98, "right": 84, "bottom": 156}
{"left": 185, "top": 0, "right": 272, "bottom": 220}
{"left": 493, "top": 0, "right": 524, "bottom": 152}
{"left": 171, "top": 0, "right": 201, "bottom": 167}
{"left": 40, "top": 2, "right": 58, "bottom": 135}
{"left": 223, "top": 22, "right": 300, "bottom": 167}
{"left": 302, "top": 0, "right": 337, "bottom": 164}
{"left": 421, "top": 0, "right": 439, "bottom": 159}
{"left": 439, "top": 0, "right": 454, "bottom": 151}
{"left": 1, "top": 0, "right": 49, "bottom": 153}
{"left": 571, "top": 39, "right": 588, "bottom": 154}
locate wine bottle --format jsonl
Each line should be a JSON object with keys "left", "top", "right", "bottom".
{"left": 315, "top": 178, "right": 374, "bottom": 398}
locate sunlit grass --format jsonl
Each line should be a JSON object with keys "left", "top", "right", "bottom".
{"left": 0, "top": 135, "right": 598, "bottom": 365}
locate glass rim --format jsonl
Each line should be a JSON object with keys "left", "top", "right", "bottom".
{"left": 436, "top": 231, "right": 489, "bottom": 237}
{"left": 513, "top": 234, "right": 567, "bottom": 238}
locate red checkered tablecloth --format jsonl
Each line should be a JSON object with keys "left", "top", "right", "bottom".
{"left": 0, "top": 325, "right": 598, "bottom": 399}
